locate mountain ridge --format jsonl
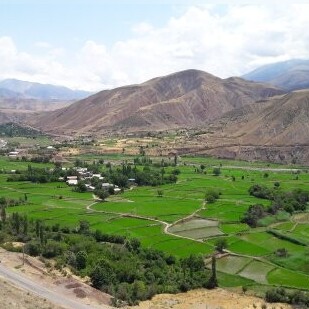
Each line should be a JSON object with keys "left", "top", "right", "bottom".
{"left": 243, "top": 59, "right": 309, "bottom": 91}
{"left": 29, "top": 69, "right": 283, "bottom": 134}
{"left": 0, "top": 79, "right": 92, "bottom": 101}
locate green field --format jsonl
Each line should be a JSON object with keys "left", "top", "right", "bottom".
{"left": 1, "top": 153, "right": 309, "bottom": 291}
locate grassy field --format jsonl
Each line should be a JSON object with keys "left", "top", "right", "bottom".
{"left": 1, "top": 153, "right": 309, "bottom": 291}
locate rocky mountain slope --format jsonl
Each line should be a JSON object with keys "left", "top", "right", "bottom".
{"left": 30, "top": 69, "right": 283, "bottom": 134}
{"left": 243, "top": 59, "right": 309, "bottom": 91}
{"left": 183, "top": 90, "right": 309, "bottom": 164}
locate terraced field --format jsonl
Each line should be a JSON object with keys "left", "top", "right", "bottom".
{"left": 1, "top": 154, "right": 309, "bottom": 291}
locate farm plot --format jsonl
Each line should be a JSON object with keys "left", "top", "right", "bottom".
{"left": 220, "top": 223, "right": 248, "bottom": 234}
{"left": 215, "top": 255, "right": 252, "bottom": 275}
{"left": 238, "top": 260, "right": 275, "bottom": 284}
{"left": 292, "top": 212, "right": 309, "bottom": 224}
{"left": 168, "top": 218, "right": 223, "bottom": 240}
{"left": 92, "top": 196, "right": 201, "bottom": 222}
{"left": 240, "top": 232, "right": 306, "bottom": 254}
{"left": 267, "top": 268, "right": 309, "bottom": 289}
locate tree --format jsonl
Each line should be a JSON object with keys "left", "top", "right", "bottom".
{"left": 205, "top": 189, "right": 220, "bottom": 203}
{"left": 241, "top": 204, "right": 265, "bottom": 228}
{"left": 206, "top": 255, "right": 218, "bottom": 289}
{"left": 90, "top": 260, "right": 114, "bottom": 289}
{"left": 78, "top": 220, "right": 90, "bottom": 234}
{"left": 76, "top": 251, "right": 88, "bottom": 270}
{"left": 25, "top": 241, "right": 41, "bottom": 256}
{"left": 213, "top": 168, "right": 221, "bottom": 176}
{"left": 39, "top": 224, "right": 45, "bottom": 245}
{"left": 94, "top": 189, "right": 109, "bottom": 201}
{"left": 0, "top": 205, "right": 6, "bottom": 224}
{"left": 215, "top": 238, "right": 227, "bottom": 253}
{"left": 75, "top": 181, "right": 87, "bottom": 193}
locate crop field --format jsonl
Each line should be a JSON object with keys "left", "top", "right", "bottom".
{"left": 168, "top": 218, "right": 223, "bottom": 239}
{"left": 1, "top": 152, "right": 309, "bottom": 291}
{"left": 238, "top": 260, "right": 275, "bottom": 284}
{"left": 215, "top": 255, "right": 252, "bottom": 274}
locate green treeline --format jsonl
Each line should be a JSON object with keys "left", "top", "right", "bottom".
{"left": 0, "top": 209, "right": 215, "bottom": 305}
{"left": 242, "top": 184, "right": 309, "bottom": 227}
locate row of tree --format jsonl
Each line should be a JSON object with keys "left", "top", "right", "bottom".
{"left": 242, "top": 184, "right": 309, "bottom": 227}
{"left": 0, "top": 212, "right": 217, "bottom": 305}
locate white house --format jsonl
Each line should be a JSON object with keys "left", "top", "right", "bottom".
{"left": 114, "top": 188, "right": 121, "bottom": 194}
{"left": 85, "top": 184, "right": 95, "bottom": 191}
{"left": 92, "top": 174, "right": 104, "bottom": 180}
{"left": 67, "top": 179, "right": 78, "bottom": 185}
{"left": 102, "top": 182, "right": 113, "bottom": 188}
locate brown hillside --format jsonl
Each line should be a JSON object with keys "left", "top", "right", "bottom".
{"left": 219, "top": 90, "right": 309, "bottom": 146}
{"left": 30, "top": 69, "right": 283, "bottom": 134}
{"left": 182, "top": 90, "right": 309, "bottom": 164}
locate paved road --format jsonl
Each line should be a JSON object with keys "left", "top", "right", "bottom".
{"left": 0, "top": 264, "right": 110, "bottom": 309}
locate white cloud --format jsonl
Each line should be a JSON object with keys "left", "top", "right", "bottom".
{"left": 1, "top": 3, "right": 309, "bottom": 91}
{"left": 35, "top": 41, "right": 52, "bottom": 49}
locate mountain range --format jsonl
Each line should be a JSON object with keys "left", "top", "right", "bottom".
{"left": 0, "top": 79, "right": 92, "bottom": 101}
{"left": 30, "top": 69, "right": 283, "bottom": 134}
{"left": 2, "top": 58, "right": 309, "bottom": 164}
{"left": 243, "top": 59, "right": 309, "bottom": 91}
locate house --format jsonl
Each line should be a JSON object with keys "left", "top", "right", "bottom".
{"left": 85, "top": 184, "right": 95, "bottom": 191}
{"left": 67, "top": 179, "right": 78, "bottom": 185}
{"left": 102, "top": 182, "right": 113, "bottom": 188}
{"left": 114, "top": 188, "right": 121, "bottom": 194}
{"left": 92, "top": 174, "right": 104, "bottom": 180}
{"left": 67, "top": 176, "right": 78, "bottom": 180}
{"left": 8, "top": 151, "right": 19, "bottom": 158}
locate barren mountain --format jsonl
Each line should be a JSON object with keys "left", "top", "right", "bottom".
{"left": 243, "top": 59, "right": 309, "bottom": 91}
{"left": 0, "top": 97, "right": 73, "bottom": 125}
{"left": 184, "top": 90, "right": 309, "bottom": 164}
{"left": 30, "top": 69, "right": 283, "bottom": 134}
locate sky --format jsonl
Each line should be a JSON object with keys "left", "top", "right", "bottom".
{"left": 1, "top": 0, "right": 309, "bottom": 91}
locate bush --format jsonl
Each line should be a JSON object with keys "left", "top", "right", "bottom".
{"left": 25, "top": 241, "right": 41, "bottom": 256}
{"left": 205, "top": 189, "right": 220, "bottom": 203}
{"left": 212, "top": 168, "right": 221, "bottom": 176}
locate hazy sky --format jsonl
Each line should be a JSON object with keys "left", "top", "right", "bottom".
{"left": 1, "top": 0, "right": 309, "bottom": 91}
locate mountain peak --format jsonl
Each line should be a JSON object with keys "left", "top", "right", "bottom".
{"left": 30, "top": 69, "right": 283, "bottom": 135}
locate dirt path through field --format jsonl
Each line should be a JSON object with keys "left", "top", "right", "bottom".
{"left": 86, "top": 200, "right": 207, "bottom": 243}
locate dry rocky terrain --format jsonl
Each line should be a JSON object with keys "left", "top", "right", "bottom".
{"left": 128, "top": 289, "right": 292, "bottom": 309}
{"left": 0, "top": 247, "right": 111, "bottom": 309}
{"left": 0, "top": 278, "right": 64, "bottom": 309}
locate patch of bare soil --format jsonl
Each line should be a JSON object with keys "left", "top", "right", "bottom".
{"left": 0, "top": 247, "right": 111, "bottom": 308}
{"left": 128, "top": 288, "right": 292, "bottom": 309}
{"left": 0, "top": 278, "right": 64, "bottom": 309}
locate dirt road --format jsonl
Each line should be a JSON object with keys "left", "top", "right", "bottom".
{"left": 0, "top": 264, "right": 111, "bottom": 309}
